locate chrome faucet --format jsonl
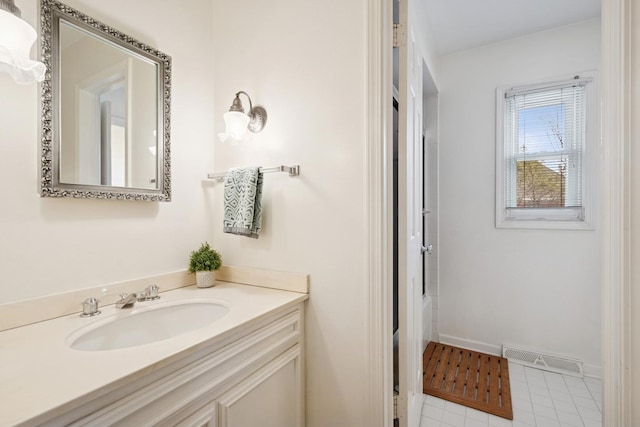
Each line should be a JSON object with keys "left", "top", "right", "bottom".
{"left": 115, "top": 293, "right": 137, "bottom": 309}
{"left": 115, "top": 285, "right": 160, "bottom": 309}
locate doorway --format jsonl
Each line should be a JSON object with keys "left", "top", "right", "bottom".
{"left": 366, "top": 0, "right": 629, "bottom": 425}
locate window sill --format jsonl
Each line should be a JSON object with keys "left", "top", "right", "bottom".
{"left": 496, "top": 218, "right": 595, "bottom": 231}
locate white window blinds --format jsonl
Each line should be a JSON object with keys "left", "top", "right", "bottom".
{"left": 503, "top": 80, "right": 586, "bottom": 219}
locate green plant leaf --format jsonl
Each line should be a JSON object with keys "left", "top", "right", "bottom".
{"left": 188, "top": 242, "right": 222, "bottom": 273}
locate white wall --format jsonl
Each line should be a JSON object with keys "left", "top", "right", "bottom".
{"left": 211, "top": 1, "right": 369, "bottom": 426}
{"left": 413, "top": 0, "right": 440, "bottom": 86}
{"left": 438, "top": 19, "right": 602, "bottom": 372}
{"left": 0, "top": 0, "right": 215, "bottom": 303}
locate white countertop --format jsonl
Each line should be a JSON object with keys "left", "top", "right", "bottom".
{"left": 0, "top": 283, "right": 308, "bottom": 427}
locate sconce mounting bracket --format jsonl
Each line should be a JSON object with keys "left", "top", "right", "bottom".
{"left": 248, "top": 106, "right": 267, "bottom": 133}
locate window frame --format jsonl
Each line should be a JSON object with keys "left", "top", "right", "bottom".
{"left": 495, "top": 72, "right": 598, "bottom": 230}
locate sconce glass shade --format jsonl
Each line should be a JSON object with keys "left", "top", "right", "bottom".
{"left": 218, "top": 110, "right": 251, "bottom": 143}
{"left": 0, "top": 1, "right": 46, "bottom": 84}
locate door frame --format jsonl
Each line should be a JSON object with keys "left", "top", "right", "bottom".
{"left": 365, "top": 0, "right": 630, "bottom": 425}
{"left": 365, "top": 0, "right": 394, "bottom": 425}
{"left": 601, "top": 0, "right": 631, "bottom": 424}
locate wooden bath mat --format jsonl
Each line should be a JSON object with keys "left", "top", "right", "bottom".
{"left": 423, "top": 342, "right": 513, "bottom": 420}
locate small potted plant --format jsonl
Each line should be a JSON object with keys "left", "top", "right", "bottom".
{"left": 188, "top": 242, "right": 222, "bottom": 288}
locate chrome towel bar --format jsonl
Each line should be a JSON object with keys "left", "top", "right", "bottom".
{"left": 207, "top": 165, "right": 300, "bottom": 182}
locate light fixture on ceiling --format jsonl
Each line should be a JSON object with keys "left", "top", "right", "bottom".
{"left": 0, "top": 0, "right": 46, "bottom": 84}
{"left": 218, "top": 91, "right": 267, "bottom": 143}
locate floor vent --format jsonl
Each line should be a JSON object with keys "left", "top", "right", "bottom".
{"left": 502, "top": 345, "right": 583, "bottom": 377}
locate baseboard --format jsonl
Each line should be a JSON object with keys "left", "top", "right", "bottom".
{"left": 437, "top": 334, "right": 503, "bottom": 357}
{"left": 583, "top": 363, "right": 603, "bottom": 380}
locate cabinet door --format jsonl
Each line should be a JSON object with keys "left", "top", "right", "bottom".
{"left": 175, "top": 402, "right": 216, "bottom": 427}
{"left": 217, "top": 345, "right": 302, "bottom": 427}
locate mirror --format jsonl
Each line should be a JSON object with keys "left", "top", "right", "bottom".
{"left": 40, "top": 0, "right": 171, "bottom": 201}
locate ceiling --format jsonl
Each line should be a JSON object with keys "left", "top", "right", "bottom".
{"left": 422, "top": 0, "right": 601, "bottom": 55}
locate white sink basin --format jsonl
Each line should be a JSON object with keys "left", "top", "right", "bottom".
{"left": 68, "top": 299, "right": 230, "bottom": 351}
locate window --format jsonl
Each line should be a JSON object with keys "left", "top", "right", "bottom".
{"left": 496, "top": 73, "right": 597, "bottom": 229}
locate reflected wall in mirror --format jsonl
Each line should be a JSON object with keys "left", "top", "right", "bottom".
{"left": 40, "top": 0, "right": 172, "bottom": 201}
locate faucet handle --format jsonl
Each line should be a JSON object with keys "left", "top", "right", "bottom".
{"left": 81, "top": 297, "right": 101, "bottom": 317}
{"left": 145, "top": 284, "right": 160, "bottom": 300}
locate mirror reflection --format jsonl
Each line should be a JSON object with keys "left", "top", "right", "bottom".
{"left": 40, "top": 0, "right": 171, "bottom": 201}
{"left": 59, "top": 21, "right": 159, "bottom": 190}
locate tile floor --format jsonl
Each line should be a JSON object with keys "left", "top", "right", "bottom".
{"left": 420, "top": 362, "right": 602, "bottom": 427}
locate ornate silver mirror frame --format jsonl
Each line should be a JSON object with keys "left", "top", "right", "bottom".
{"left": 39, "top": 0, "right": 172, "bottom": 201}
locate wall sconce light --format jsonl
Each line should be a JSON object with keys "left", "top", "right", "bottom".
{"left": 0, "top": 0, "right": 46, "bottom": 84}
{"left": 218, "top": 91, "right": 267, "bottom": 143}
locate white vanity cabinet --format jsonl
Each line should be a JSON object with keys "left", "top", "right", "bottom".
{"left": 175, "top": 347, "right": 300, "bottom": 427}
{"left": 42, "top": 304, "right": 304, "bottom": 427}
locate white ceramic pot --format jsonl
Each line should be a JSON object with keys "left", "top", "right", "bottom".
{"left": 195, "top": 271, "right": 216, "bottom": 288}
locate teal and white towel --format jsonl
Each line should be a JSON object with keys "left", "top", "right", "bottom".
{"left": 223, "top": 167, "right": 263, "bottom": 238}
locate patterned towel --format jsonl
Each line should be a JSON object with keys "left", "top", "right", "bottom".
{"left": 223, "top": 167, "right": 263, "bottom": 238}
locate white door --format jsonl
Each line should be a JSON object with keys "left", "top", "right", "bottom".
{"left": 396, "top": 0, "right": 424, "bottom": 424}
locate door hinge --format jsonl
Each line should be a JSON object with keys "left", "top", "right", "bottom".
{"left": 393, "top": 394, "right": 398, "bottom": 419}
{"left": 393, "top": 394, "right": 405, "bottom": 420}
{"left": 393, "top": 23, "right": 406, "bottom": 48}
